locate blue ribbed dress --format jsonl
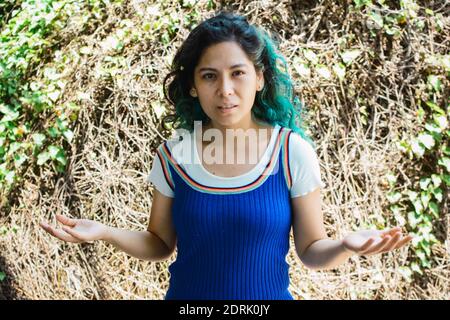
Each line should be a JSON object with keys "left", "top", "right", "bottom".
{"left": 156, "top": 127, "right": 295, "bottom": 300}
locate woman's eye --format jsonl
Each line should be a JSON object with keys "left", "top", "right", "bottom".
{"left": 203, "top": 73, "right": 215, "bottom": 80}
{"left": 233, "top": 71, "right": 244, "bottom": 76}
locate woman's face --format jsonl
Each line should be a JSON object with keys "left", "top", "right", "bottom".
{"left": 191, "top": 41, "right": 264, "bottom": 130}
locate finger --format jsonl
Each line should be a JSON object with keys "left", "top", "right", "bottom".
{"left": 40, "top": 222, "right": 82, "bottom": 243}
{"left": 377, "top": 232, "right": 402, "bottom": 254}
{"left": 381, "top": 227, "right": 402, "bottom": 237}
{"left": 61, "top": 226, "right": 84, "bottom": 241}
{"left": 359, "top": 236, "right": 391, "bottom": 255}
{"left": 393, "top": 235, "right": 414, "bottom": 250}
{"left": 55, "top": 214, "right": 77, "bottom": 227}
{"left": 357, "top": 237, "right": 376, "bottom": 252}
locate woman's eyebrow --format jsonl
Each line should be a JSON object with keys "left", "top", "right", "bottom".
{"left": 198, "top": 63, "right": 247, "bottom": 72}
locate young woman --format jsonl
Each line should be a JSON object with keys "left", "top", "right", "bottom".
{"left": 40, "top": 12, "right": 413, "bottom": 300}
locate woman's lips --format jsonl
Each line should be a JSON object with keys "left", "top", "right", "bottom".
{"left": 218, "top": 105, "right": 237, "bottom": 113}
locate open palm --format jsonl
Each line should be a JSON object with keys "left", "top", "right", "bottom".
{"left": 40, "top": 214, "right": 106, "bottom": 243}
{"left": 342, "top": 226, "right": 413, "bottom": 256}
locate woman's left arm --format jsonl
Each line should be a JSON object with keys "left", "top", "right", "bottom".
{"left": 291, "top": 188, "right": 413, "bottom": 271}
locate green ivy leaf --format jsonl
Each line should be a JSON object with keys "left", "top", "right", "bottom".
{"left": 438, "top": 157, "right": 450, "bottom": 172}
{"left": 410, "top": 262, "right": 423, "bottom": 275}
{"left": 340, "top": 50, "right": 361, "bottom": 65}
{"left": 411, "top": 139, "right": 425, "bottom": 157}
{"left": 425, "top": 101, "right": 445, "bottom": 115}
{"left": 0, "top": 272, "right": 5, "bottom": 281}
{"left": 62, "top": 129, "right": 74, "bottom": 143}
{"left": 427, "top": 75, "right": 442, "bottom": 92}
{"left": 428, "top": 201, "right": 439, "bottom": 218}
{"left": 407, "top": 211, "right": 421, "bottom": 229}
{"left": 48, "top": 145, "right": 60, "bottom": 159}
{"left": 418, "top": 133, "right": 435, "bottom": 149}
{"left": 420, "top": 192, "right": 431, "bottom": 208}
{"left": 333, "top": 63, "right": 346, "bottom": 80}
{"left": 303, "top": 49, "right": 318, "bottom": 64}
{"left": 431, "top": 174, "right": 442, "bottom": 188}
{"left": 14, "top": 153, "right": 28, "bottom": 167}
{"left": 442, "top": 174, "right": 450, "bottom": 186}
{"left": 47, "top": 127, "right": 60, "bottom": 138}
{"left": 387, "top": 191, "right": 401, "bottom": 203}
{"left": 419, "top": 177, "right": 431, "bottom": 190}
{"left": 368, "top": 11, "right": 384, "bottom": 28}
{"left": 32, "top": 133, "right": 46, "bottom": 146}
{"left": 37, "top": 152, "right": 50, "bottom": 165}
{"left": 434, "top": 114, "right": 448, "bottom": 130}
{"left": 55, "top": 150, "right": 67, "bottom": 165}
{"left": 413, "top": 198, "right": 423, "bottom": 213}
{"left": 316, "top": 64, "right": 331, "bottom": 79}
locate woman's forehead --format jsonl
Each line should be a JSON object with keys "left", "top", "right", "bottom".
{"left": 196, "top": 42, "right": 253, "bottom": 70}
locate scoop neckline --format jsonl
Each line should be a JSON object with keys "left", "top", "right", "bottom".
{"left": 193, "top": 124, "right": 281, "bottom": 181}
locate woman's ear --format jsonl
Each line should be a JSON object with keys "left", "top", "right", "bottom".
{"left": 256, "top": 70, "right": 264, "bottom": 91}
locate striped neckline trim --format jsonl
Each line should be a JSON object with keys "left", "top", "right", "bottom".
{"left": 159, "top": 127, "right": 290, "bottom": 195}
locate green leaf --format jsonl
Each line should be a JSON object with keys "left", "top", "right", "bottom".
{"left": 419, "top": 177, "right": 431, "bottom": 190}
{"left": 443, "top": 174, "right": 450, "bottom": 186}
{"left": 407, "top": 211, "right": 421, "bottom": 229}
{"left": 340, "top": 50, "right": 361, "bottom": 65}
{"left": 428, "top": 201, "right": 439, "bottom": 218}
{"left": 5, "top": 170, "right": 15, "bottom": 184}
{"left": 410, "top": 262, "right": 423, "bottom": 275}
{"left": 387, "top": 191, "right": 401, "bottom": 203}
{"left": 0, "top": 272, "right": 5, "bottom": 281}
{"left": 316, "top": 64, "right": 331, "bottom": 79}
{"left": 425, "top": 101, "right": 445, "bottom": 115}
{"left": 418, "top": 133, "right": 435, "bottom": 149}
{"left": 48, "top": 145, "right": 60, "bottom": 159}
{"left": 368, "top": 11, "right": 384, "bottom": 28}
{"left": 333, "top": 63, "right": 346, "bottom": 80}
{"left": 438, "top": 157, "right": 450, "bottom": 172}
{"left": 386, "top": 172, "right": 397, "bottom": 187}
{"left": 434, "top": 114, "right": 448, "bottom": 130}
{"left": 62, "top": 129, "right": 74, "bottom": 143}
{"left": 32, "top": 133, "right": 46, "bottom": 146}
{"left": 37, "top": 152, "right": 50, "bottom": 165}
{"left": 0, "top": 107, "right": 19, "bottom": 122}
{"left": 431, "top": 188, "right": 442, "bottom": 202}
{"left": 47, "top": 127, "right": 60, "bottom": 138}
{"left": 55, "top": 150, "right": 67, "bottom": 165}
{"left": 411, "top": 139, "right": 425, "bottom": 157}
{"left": 431, "top": 174, "right": 442, "bottom": 188}
{"left": 14, "top": 153, "right": 28, "bottom": 167}
{"left": 294, "top": 63, "right": 311, "bottom": 77}
{"left": 412, "top": 198, "right": 423, "bottom": 213}
{"left": 427, "top": 75, "right": 442, "bottom": 92}
{"left": 420, "top": 191, "right": 430, "bottom": 208}
{"left": 303, "top": 49, "right": 318, "bottom": 64}
{"left": 406, "top": 190, "right": 418, "bottom": 202}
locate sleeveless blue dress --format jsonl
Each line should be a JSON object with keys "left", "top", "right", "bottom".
{"left": 155, "top": 127, "right": 295, "bottom": 300}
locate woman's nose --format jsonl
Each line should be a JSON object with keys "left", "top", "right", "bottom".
{"left": 218, "top": 77, "right": 234, "bottom": 96}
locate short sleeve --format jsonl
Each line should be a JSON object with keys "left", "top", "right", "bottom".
{"left": 288, "top": 133, "right": 325, "bottom": 198}
{"left": 146, "top": 146, "right": 175, "bottom": 198}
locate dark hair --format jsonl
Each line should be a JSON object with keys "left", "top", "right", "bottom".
{"left": 161, "top": 11, "right": 314, "bottom": 146}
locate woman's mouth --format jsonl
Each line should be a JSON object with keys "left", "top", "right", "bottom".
{"left": 218, "top": 105, "right": 237, "bottom": 113}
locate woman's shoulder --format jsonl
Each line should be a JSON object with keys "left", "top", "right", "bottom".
{"left": 156, "top": 129, "right": 195, "bottom": 165}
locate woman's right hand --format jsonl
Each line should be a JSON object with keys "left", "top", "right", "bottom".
{"left": 40, "top": 214, "right": 108, "bottom": 243}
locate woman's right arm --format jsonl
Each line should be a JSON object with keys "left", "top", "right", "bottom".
{"left": 40, "top": 189, "right": 177, "bottom": 262}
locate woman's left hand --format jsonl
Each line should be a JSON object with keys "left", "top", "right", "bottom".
{"left": 342, "top": 226, "right": 413, "bottom": 256}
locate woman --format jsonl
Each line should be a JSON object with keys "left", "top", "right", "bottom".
{"left": 40, "top": 12, "right": 413, "bottom": 300}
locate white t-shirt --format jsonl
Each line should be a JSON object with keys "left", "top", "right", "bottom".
{"left": 146, "top": 124, "right": 325, "bottom": 198}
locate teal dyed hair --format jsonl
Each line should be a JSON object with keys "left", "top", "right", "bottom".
{"left": 162, "top": 12, "right": 315, "bottom": 147}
